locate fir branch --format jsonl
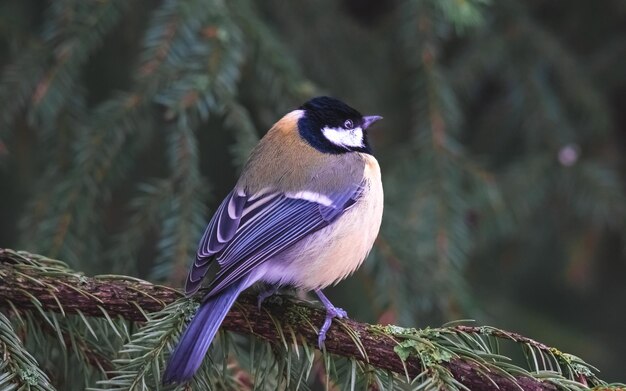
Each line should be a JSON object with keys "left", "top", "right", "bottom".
{"left": 0, "top": 49, "right": 48, "bottom": 139}
{"left": 0, "top": 311, "right": 56, "bottom": 390}
{"left": 229, "top": 0, "right": 313, "bottom": 112}
{"left": 30, "top": 311, "right": 115, "bottom": 377}
{"left": 29, "top": 0, "right": 131, "bottom": 127}
{"left": 0, "top": 249, "right": 609, "bottom": 390}
{"left": 88, "top": 300, "right": 191, "bottom": 391}
{"left": 105, "top": 180, "right": 174, "bottom": 276}
{"left": 151, "top": 118, "right": 207, "bottom": 284}
{"left": 0, "top": 0, "right": 130, "bottom": 133}
{"left": 391, "top": 0, "right": 495, "bottom": 322}
{"left": 24, "top": 0, "right": 250, "bottom": 274}
{"left": 224, "top": 102, "right": 259, "bottom": 170}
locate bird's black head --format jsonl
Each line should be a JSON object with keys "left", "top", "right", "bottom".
{"left": 297, "top": 96, "right": 382, "bottom": 155}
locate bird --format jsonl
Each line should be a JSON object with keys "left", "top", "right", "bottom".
{"left": 163, "top": 96, "right": 384, "bottom": 384}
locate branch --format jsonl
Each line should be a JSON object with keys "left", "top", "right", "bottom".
{"left": 0, "top": 249, "right": 587, "bottom": 390}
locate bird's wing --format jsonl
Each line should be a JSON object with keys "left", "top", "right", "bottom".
{"left": 185, "top": 183, "right": 364, "bottom": 296}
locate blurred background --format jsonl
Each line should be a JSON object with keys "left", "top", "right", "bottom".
{"left": 0, "top": 0, "right": 625, "bottom": 382}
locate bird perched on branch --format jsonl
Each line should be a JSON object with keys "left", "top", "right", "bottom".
{"left": 163, "top": 96, "right": 384, "bottom": 384}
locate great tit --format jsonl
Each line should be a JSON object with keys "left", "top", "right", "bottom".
{"left": 163, "top": 96, "right": 384, "bottom": 384}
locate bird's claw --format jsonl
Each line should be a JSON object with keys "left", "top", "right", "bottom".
{"left": 318, "top": 305, "right": 347, "bottom": 347}
{"left": 315, "top": 289, "right": 348, "bottom": 348}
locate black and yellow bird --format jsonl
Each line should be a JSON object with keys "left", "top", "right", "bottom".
{"left": 163, "top": 96, "right": 384, "bottom": 384}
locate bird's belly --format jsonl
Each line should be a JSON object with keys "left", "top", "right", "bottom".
{"left": 260, "top": 177, "right": 383, "bottom": 290}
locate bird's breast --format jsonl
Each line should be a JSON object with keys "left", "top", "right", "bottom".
{"left": 260, "top": 153, "right": 384, "bottom": 290}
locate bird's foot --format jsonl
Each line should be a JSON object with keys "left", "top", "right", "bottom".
{"left": 315, "top": 289, "right": 348, "bottom": 348}
{"left": 257, "top": 286, "right": 280, "bottom": 309}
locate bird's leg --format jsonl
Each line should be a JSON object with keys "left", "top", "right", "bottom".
{"left": 257, "top": 285, "right": 280, "bottom": 309}
{"left": 314, "top": 289, "right": 348, "bottom": 348}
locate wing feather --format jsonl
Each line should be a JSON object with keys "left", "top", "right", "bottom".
{"left": 186, "top": 191, "right": 245, "bottom": 293}
{"left": 185, "top": 182, "right": 364, "bottom": 296}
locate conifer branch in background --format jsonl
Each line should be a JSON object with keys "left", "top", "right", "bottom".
{"left": 1, "top": 249, "right": 618, "bottom": 390}
{"left": 0, "top": 311, "right": 56, "bottom": 390}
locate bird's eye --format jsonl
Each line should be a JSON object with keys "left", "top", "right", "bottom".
{"left": 344, "top": 119, "right": 354, "bottom": 129}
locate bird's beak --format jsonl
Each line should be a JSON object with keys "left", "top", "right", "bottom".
{"left": 362, "top": 115, "right": 383, "bottom": 129}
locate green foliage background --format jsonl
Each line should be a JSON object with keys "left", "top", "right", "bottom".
{"left": 0, "top": 0, "right": 625, "bottom": 387}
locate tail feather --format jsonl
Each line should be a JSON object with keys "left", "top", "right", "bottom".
{"left": 163, "top": 274, "right": 254, "bottom": 384}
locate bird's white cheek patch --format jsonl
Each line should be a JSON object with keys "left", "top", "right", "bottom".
{"left": 321, "top": 126, "right": 364, "bottom": 148}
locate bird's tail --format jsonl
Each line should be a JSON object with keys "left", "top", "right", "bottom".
{"left": 163, "top": 273, "right": 255, "bottom": 384}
